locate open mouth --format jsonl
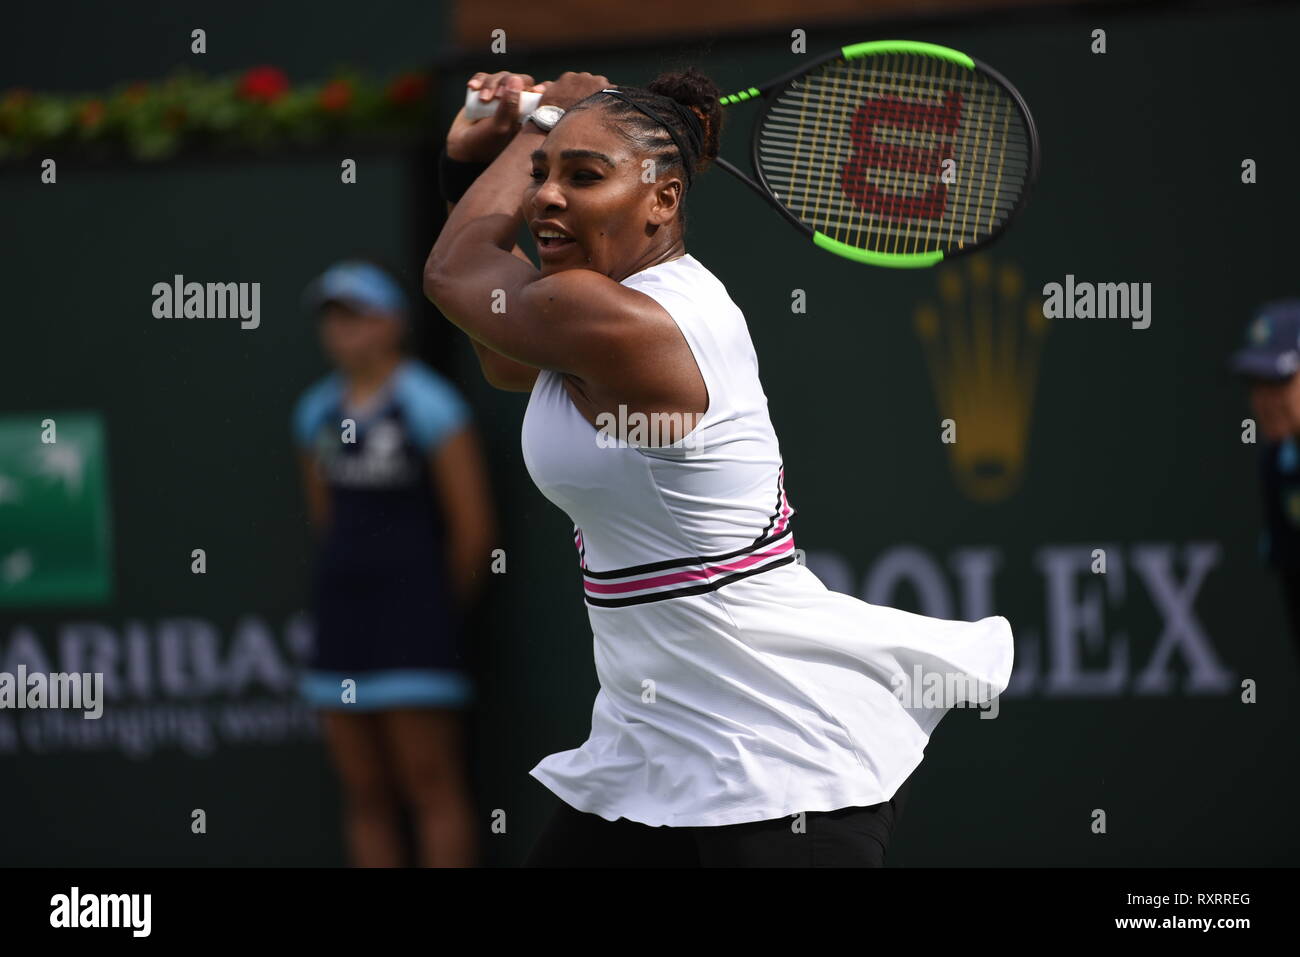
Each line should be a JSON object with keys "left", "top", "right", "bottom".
{"left": 535, "top": 226, "right": 577, "bottom": 253}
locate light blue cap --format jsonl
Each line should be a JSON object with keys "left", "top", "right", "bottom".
{"left": 303, "top": 261, "right": 408, "bottom": 321}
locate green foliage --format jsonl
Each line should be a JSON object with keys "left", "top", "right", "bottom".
{"left": 0, "top": 65, "right": 432, "bottom": 162}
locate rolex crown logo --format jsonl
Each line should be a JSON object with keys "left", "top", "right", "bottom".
{"left": 913, "top": 257, "right": 1048, "bottom": 502}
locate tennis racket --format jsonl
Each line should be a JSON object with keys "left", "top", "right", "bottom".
{"left": 463, "top": 40, "right": 1039, "bottom": 268}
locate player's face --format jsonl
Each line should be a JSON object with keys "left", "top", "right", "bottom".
{"left": 524, "top": 107, "right": 685, "bottom": 279}
{"left": 1249, "top": 378, "right": 1300, "bottom": 441}
{"left": 318, "top": 303, "right": 400, "bottom": 371}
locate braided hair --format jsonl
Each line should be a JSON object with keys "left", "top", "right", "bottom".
{"left": 569, "top": 67, "right": 723, "bottom": 230}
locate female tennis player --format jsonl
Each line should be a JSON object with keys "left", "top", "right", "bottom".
{"left": 427, "top": 68, "right": 1015, "bottom": 867}
{"left": 293, "top": 260, "right": 497, "bottom": 867}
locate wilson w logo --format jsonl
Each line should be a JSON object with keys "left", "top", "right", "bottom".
{"left": 840, "top": 91, "right": 962, "bottom": 222}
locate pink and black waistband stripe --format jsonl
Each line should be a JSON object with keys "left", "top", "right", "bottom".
{"left": 754, "top": 466, "right": 796, "bottom": 543}
{"left": 572, "top": 524, "right": 587, "bottom": 570}
{"left": 581, "top": 526, "right": 796, "bottom": 608}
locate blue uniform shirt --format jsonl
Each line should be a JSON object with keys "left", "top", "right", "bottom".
{"left": 294, "top": 358, "right": 470, "bottom": 480}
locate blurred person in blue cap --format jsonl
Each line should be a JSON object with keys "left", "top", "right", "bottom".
{"left": 292, "top": 259, "right": 497, "bottom": 866}
{"left": 1231, "top": 299, "right": 1300, "bottom": 655}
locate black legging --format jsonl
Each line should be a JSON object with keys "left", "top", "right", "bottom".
{"left": 524, "top": 772, "right": 912, "bottom": 867}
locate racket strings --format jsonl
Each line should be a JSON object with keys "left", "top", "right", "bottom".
{"left": 755, "top": 54, "right": 1030, "bottom": 256}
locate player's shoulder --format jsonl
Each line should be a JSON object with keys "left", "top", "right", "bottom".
{"left": 530, "top": 266, "right": 658, "bottom": 317}
{"left": 626, "top": 256, "right": 728, "bottom": 335}
{"left": 625, "top": 254, "right": 719, "bottom": 315}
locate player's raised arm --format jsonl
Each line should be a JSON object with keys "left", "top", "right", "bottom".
{"left": 440, "top": 193, "right": 540, "bottom": 391}
{"left": 424, "top": 71, "right": 655, "bottom": 379}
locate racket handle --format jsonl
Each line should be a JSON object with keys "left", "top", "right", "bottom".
{"left": 464, "top": 87, "right": 543, "bottom": 121}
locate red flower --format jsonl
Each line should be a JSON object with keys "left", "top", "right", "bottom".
{"left": 123, "top": 82, "right": 149, "bottom": 104}
{"left": 79, "top": 99, "right": 106, "bottom": 128}
{"left": 387, "top": 72, "right": 428, "bottom": 105}
{"left": 1, "top": 88, "right": 32, "bottom": 110}
{"left": 0, "top": 89, "right": 30, "bottom": 134}
{"left": 238, "top": 66, "right": 290, "bottom": 103}
{"left": 318, "top": 79, "right": 353, "bottom": 112}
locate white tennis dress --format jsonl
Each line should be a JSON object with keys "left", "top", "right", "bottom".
{"left": 521, "top": 252, "right": 1014, "bottom": 828}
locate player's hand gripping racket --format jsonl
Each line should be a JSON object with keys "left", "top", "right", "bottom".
{"left": 463, "top": 40, "right": 1039, "bottom": 268}
{"left": 465, "top": 89, "right": 545, "bottom": 121}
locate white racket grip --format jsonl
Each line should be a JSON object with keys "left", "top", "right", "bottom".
{"left": 463, "top": 87, "right": 543, "bottom": 121}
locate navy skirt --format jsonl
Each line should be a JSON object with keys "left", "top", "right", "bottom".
{"left": 299, "top": 489, "right": 472, "bottom": 711}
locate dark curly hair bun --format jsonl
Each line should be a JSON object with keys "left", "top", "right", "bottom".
{"left": 647, "top": 66, "right": 723, "bottom": 175}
